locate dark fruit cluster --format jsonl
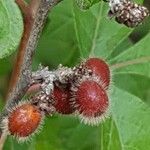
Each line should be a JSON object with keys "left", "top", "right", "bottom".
{"left": 50, "top": 57, "right": 111, "bottom": 125}
{"left": 106, "top": 0, "right": 149, "bottom": 27}
{"left": 76, "top": 0, "right": 149, "bottom": 28}
{"left": 70, "top": 58, "right": 110, "bottom": 125}
{"left": 2, "top": 58, "right": 111, "bottom": 141}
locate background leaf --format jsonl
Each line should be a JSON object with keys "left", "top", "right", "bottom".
{"left": 36, "top": 0, "right": 80, "bottom": 68}
{"left": 0, "top": 0, "right": 23, "bottom": 59}
{"left": 73, "top": 1, "right": 132, "bottom": 59}
{"left": 111, "top": 86, "right": 150, "bottom": 149}
{"left": 110, "top": 32, "right": 150, "bottom": 77}
{"left": 75, "top": 0, "right": 100, "bottom": 10}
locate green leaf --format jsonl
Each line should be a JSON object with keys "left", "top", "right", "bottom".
{"left": 108, "top": 32, "right": 150, "bottom": 103}
{"left": 108, "top": 37, "right": 133, "bottom": 59}
{"left": 114, "top": 74, "right": 150, "bottom": 105}
{"left": 0, "top": 58, "right": 12, "bottom": 75}
{"left": 99, "top": 118, "right": 122, "bottom": 149}
{"left": 73, "top": 1, "right": 132, "bottom": 59}
{"left": 36, "top": 0, "right": 80, "bottom": 68}
{"left": 74, "top": 0, "right": 144, "bottom": 10}
{"left": 135, "top": 0, "right": 145, "bottom": 4}
{"left": 110, "top": 32, "right": 150, "bottom": 77}
{"left": 0, "top": 0, "right": 23, "bottom": 59}
{"left": 111, "top": 86, "right": 150, "bottom": 149}
{"left": 75, "top": 0, "right": 100, "bottom": 10}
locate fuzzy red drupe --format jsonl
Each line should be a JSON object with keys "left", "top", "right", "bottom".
{"left": 85, "top": 58, "right": 110, "bottom": 89}
{"left": 73, "top": 80, "right": 109, "bottom": 125}
{"left": 52, "top": 85, "right": 73, "bottom": 114}
{"left": 8, "top": 104, "right": 42, "bottom": 139}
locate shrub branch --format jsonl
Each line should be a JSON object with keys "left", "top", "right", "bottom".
{"left": 0, "top": 0, "right": 61, "bottom": 149}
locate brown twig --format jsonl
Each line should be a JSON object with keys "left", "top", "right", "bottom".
{"left": 6, "top": 0, "right": 34, "bottom": 103}
{"left": 15, "top": 0, "right": 28, "bottom": 14}
{"left": 0, "top": 0, "right": 61, "bottom": 148}
{"left": 6, "top": 0, "right": 60, "bottom": 107}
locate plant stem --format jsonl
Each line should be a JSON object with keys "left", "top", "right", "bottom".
{"left": 7, "top": 0, "right": 60, "bottom": 107}
{"left": 0, "top": 0, "right": 61, "bottom": 148}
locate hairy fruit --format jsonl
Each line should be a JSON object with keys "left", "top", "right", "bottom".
{"left": 51, "top": 85, "right": 73, "bottom": 114}
{"left": 72, "top": 79, "right": 109, "bottom": 125}
{"left": 7, "top": 103, "right": 42, "bottom": 141}
{"left": 85, "top": 58, "right": 110, "bottom": 89}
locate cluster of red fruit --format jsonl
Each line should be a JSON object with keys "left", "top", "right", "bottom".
{"left": 2, "top": 58, "right": 111, "bottom": 142}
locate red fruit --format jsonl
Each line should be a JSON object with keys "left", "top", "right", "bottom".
{"left": 73, "top": 80, "right": 109, "bottom": 125}
{"left": 52, "top": 86, "right": 73, "bottom": 114}
{"left": 85, "top": 58, "right": 110, "bottom": 89}
{"left": 8, "top": 103, "right": 42, "bottom": 140}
